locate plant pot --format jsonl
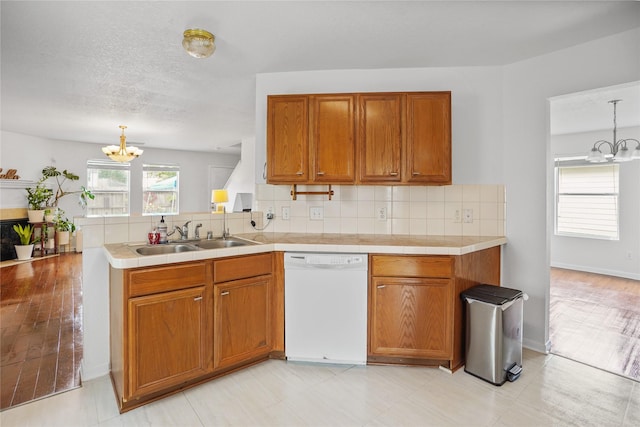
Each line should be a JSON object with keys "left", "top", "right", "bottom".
{"left": 27, "top": 209, "right": 45, "bottom": 223}
{"left": 57, "top": 230, "right": 70, "bottom": 246}
{"left": 15, "top": 244, "right": 34, "bottom": 260}
{"left": 44, "top": 211, "right": 55, "bottom": 222}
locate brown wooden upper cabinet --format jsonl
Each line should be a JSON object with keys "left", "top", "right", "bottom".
{"left": 266, "top": 91, "right": 451, "bottom": 186}
{"left": 405, "top": 93, "right": 451, "bottom": 184}
{"left": 357, "top": 93, "right": 404, "bottom": 183}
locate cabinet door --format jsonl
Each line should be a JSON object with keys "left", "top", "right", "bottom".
{"left": 266, "top": 96, "right": 309, "bottom": 183}
{"left": 406, "top": 92, "right": 451, "bottom": 184}
{"left": 310, "top": 94, "right": 356, "bottom": 183}
{"left": 369, "top": 277, "right": 453, "bottom": 359}
{"left": 128, "top": 286, "right": 212, "bottom": 399}
{"left": 357, "top": 93, "right": 403, "bottom": 183}
{"left": 214, "top": 275, "right": 272, "bottom": 371}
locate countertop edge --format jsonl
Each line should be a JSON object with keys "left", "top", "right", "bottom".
{"left": 104, "top": 235, "right": 506, "bottom": 269}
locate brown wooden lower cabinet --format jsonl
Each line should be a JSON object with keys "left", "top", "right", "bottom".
{"left": 128, "top": 285, "right": 212, "bottom": 399}
{"left": 109, "top": 248, "right": 499, "bottom": 412}
{"left": 110, "top": 253, "right": 275, "bottom": 413}
{"left": 368, "top": 247, "right": 501, "bottom": 370}
{"left": 213, "top": 255, "right": 273, "bottom": 371}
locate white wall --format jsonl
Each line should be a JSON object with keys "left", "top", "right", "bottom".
{"left": 0, "top": 131, "right": 240, "bottom": 216}
{"left": 225, "top": 137, "right": 257, "bottom": 212}
{"left": 502, "top": 28, "right": 640, "bottom": 352}
{"left": 255, "top": 66, "right": 504, "bottom": 185}
{"left": 550, "top": 127, "right": 640, "bottom": 280}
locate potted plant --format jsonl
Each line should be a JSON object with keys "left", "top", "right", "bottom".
{"left": 25, "top": 181, "right": 53, "bottom": 222}
{"left": 53, "top": 209, "right": 75, "bottom": 246}
{"left": 12, "top": 223, "right": 34, "bottom": 260}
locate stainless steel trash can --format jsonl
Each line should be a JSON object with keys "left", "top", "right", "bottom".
{"left": 461, "top": 284, "right": 524, "bottom": 386}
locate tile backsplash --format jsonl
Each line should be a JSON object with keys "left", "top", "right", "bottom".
{"left": 75, "top": 212, "right": 263, "bottom": 250}
{"left": 74, "top": 184, "right": 505, "bottom": 250}
{"left": 254, "top": 184, "right": 505, "bottom": 237}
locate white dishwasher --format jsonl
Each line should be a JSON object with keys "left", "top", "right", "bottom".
{"left": 284, "top": 252, "right": 368, "bottom": 365}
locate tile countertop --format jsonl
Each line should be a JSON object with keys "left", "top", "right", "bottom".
{"left": 103, "top": 233, "right": 507, "bottom": 269}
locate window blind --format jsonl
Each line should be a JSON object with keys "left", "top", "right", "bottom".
{"left": 555, "top": 163, "right": 619, "bottom": 240}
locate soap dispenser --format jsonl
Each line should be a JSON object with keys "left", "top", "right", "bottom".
{"left": 158, "top": 216, "right": 168, "bottom": 244}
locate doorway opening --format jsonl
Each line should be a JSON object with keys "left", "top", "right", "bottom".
{"left": 548, "top": 82, "right": 640, "bottom": 381}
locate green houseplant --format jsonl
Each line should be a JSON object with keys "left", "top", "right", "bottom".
{"left": 12, "top": 223, "right": 35, "bottom": 260}
{"left": 53, "top": 208, "right": 75, "bottom": 247}
{"left": 25, "top": 181, "right": 53, "bottom": 222}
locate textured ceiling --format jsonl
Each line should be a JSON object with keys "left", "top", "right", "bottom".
{"left": 1, "top": 1, "right": 639, "bottom": 154}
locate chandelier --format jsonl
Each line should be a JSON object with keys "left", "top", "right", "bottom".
{"left": 586, "top": 100, "right": 640, "bottom": 163}
{"left": 101, "top": 125, "right": 143, "bottom": 163}
{"left": 182, "top": 29, "right": 216, "bottom": 58}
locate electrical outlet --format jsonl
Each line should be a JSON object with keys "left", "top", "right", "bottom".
{"left": 266, "top": 207, "right": 274, "bottom": 220}
{"left": 453, "top": 209, "right": 461, "bottom": 223}
{"left": 282, "top": 206, "right": 290, "bottom": 220}
{"left": 310, "top": 206, "right": 324, "bottom": 220}
{"left": 377, "top": 207, "right": 387, "bottom": 221}
{"left": 463, "top": 209, "right": 473, "bottom": 223}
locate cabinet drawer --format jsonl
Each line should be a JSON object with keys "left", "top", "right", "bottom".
{"left": 214, "top": 253, "right": 273, "bottom": 283}
{"left": 127, "top": 262, "right": 209, "bottom": 297}
{"left": 371, "top": 255, "right": 453, "bottom": 278}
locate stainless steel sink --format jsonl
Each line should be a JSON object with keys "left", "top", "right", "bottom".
{"left": 135, "top": 243, "right": 199, "bottom": 256}
{"left": 195, "top": 238, "right": 256, "bottom": 250}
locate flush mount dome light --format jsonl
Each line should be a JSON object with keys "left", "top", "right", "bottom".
{"left": 182, "top": 28, "right": 216, "bottom": 58}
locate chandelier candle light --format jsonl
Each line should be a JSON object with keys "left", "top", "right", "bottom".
{"left": 102, "top": 125, "right": 143, "bottom": 163}
{"left": 586, "top": 100, "right": 640, "bottom": 163}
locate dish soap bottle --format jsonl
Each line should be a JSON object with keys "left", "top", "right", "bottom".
{"left": 158, "top": 216, "right": 168, "bottom": 244}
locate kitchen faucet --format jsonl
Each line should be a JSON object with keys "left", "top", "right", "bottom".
{"left": 173, "top": 220, "right": 191, "bottom": 240}
{"left": 194, "top": 223, "right": 202, "bottom": 239}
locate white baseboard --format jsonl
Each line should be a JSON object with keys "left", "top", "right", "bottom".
{"left": 523, "top": 337, "right": 550, "bottom": 354}
{"left": 81, "top": 361, "right": 110, "bottom": 381}
{"left": 551, "top": 262, "right": 640, "bottom": 281}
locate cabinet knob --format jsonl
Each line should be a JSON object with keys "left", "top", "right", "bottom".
{"left": 193, "top": 296, "right": 203, "bottom": 301}
{"left": 317, "top": 171, "right": 325, "bottom": 176}
{"left": 412, "top": 171, "right": 421, "bottom": 176}
{"left": 221, "top": 291, "right": 230, "bottom": 296}
{"left": 377, "top": 285, "right": 386, "bottom": 289}
{"left": 296, "top": 171, "right": 303, "bottom": 176}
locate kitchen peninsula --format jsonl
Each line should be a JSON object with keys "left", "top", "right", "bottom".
{"left": 104, "top": 233, "right": 505, "bottom": 412}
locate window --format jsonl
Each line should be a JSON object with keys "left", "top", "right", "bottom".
{"left": 555, "top": 160, "right": 619, "bottom": 240}
{"left": 142, "top": 164, "right": 179, "bottom": 215}
{"left": 86, "top": 160, "right": 130, "bottom": 217}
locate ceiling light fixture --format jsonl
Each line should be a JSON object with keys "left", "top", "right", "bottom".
{"left": 101, "top": 125, "right": 143, "bottom": 163}
{"left": 586, "top": 100, "right": 640, "bottom": 163}
{"left": 182, "top": 29, "right": 216, "bottom": 58}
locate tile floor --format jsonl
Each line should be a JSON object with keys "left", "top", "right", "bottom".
{"left": 0, "top": 254, "right": 83, "bottom": 410}
{"left": 1, "top": 349, "right": 638, "bottom": 426}
{"left": 549, "top": 268, "right": 640, "bottom": 381}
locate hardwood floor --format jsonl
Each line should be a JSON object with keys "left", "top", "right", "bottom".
{"left": 550, "top": 267, "right": 640, "bottom": 381}
{"left": 0, "top": 253, "right": 83, "bottom": 410}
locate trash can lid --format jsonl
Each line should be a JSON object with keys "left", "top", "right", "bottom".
{"left": 461, "top": 284, "right": 523, "bottom": 305}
